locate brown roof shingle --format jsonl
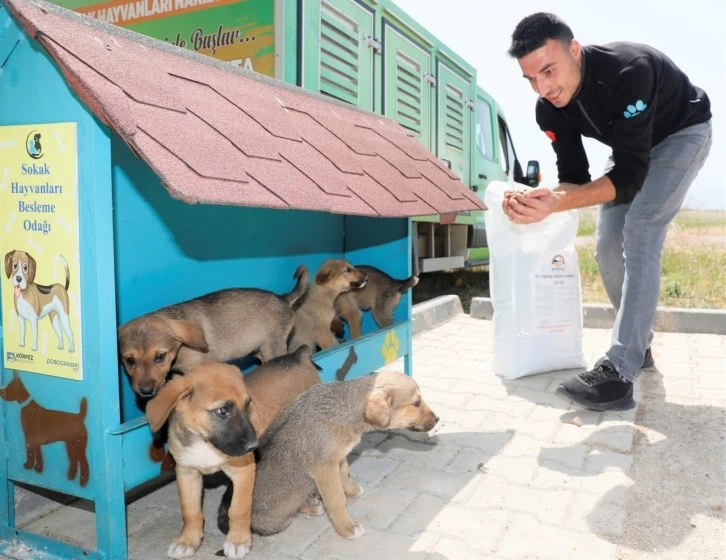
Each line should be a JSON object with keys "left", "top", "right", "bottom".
{"left": 4, "top": 0, "right": 488, "bottom": 217}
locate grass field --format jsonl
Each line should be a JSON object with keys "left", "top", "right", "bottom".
{"left": 412, "top": 209, "right": 726, "bottom": 312}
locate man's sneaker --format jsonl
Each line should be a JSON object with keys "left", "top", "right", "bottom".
{"left": 642, "top": 347, "right": 655, "bottom": 369}
{"left": 555, "top": 359, "right": 636, "bottom": 411}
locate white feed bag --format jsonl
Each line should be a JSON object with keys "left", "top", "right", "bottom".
{"left": 483, "top": 180, "right": 587, "bottom": 379}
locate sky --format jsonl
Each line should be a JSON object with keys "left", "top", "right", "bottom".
{"left": 394, "top": 0, "right": 725, "bottom": 211}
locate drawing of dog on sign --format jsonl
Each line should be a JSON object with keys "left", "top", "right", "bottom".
{"left": 4, "top": 249, "right": 75, "bottom": 353}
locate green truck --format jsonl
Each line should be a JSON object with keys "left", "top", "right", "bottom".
{"left": 52, "top": 0, "right": 541, "bottom": 273}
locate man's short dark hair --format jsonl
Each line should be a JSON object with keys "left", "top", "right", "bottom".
{"left": 507, "top": 12, "right": 574, "bottom": 59}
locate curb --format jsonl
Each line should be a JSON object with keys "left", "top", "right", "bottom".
{"left": 412, "top": 295, "right": 463, "bottom": 336}
{"left": 470, "top": 297, "right": 726, "bottom": 335}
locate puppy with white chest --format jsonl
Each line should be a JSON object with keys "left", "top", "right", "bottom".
{"left": 146, "top": 345, "right": 323, "bottom": 560}
{"left": 5, "top": 250, "right": 75, "bottom": 353}
{"left": 287, "top": 259, "right": 367, "bottom": 353}
{"left": 244, "top": 370, "right": 438, "bottom": 540}
{"left": 118, "top": 266, "right": 308, "bottom": 398}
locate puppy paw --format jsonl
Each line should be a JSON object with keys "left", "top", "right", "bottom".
{"left": 223, "top": 540, "right": 251, "bottom": 560}
{"left": 344, "top": 481, "right": 364, "bottom": 498}
{"left": 299, "top": 497, "right": 325, "bottom": 517}
{"left": 167, "top": 542, "right": 198, "bottom": 559}
{"left": 345, "top": 522, "right": 366, "bottom": 540}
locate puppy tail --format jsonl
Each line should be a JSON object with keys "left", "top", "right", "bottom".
{"left": 283, "top": 265, "right": 308, "bottom": 304}
{"left": 78, "top": 397, "right": 87, "bottom": 420}
{"left": 59, "top": 255, "right": 70, "bottom": 291}
{"left": 396, "top": 275, "right": 419, "bottom": 293}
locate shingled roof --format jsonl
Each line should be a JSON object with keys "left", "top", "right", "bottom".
{"left": 2, "top": 0, "right": 488, "bottom": 218}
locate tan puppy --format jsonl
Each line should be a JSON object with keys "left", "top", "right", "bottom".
{"left": 288, "top": 259, "right": 367, "bottom": 353}
{"left": 332, "top": 265, "right": 419, "bottom": 339}
{"left": 145, "top": 345, "right": 322, "bottom": 560}
{"left": 118, "top": 266, "right": 308, "bottom": 398}
{"left": 4, "top": 250, "right": 75, "bottom": 353}
{"left": 243, "top": 371, "right": 438, "bottom": 539}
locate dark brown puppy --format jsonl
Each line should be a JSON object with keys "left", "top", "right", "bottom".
{"left": 118, "top": 267, "right": 307, "bottom": 398}
{"left": 145, "top": 345, "right": 322, "bottom": 560}
{"left": 331, "top": 265, "right": 418, "bottom": 339}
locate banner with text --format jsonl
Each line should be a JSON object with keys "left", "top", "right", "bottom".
{"left": 65, "top": 0, "right": 275, "bottom": 76}
{"left": 0, "top": 123, "right": 83, "bottom": 381}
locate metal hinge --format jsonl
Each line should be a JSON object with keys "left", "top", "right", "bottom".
{"left": 465, "top": 98, "right": 475, "bottom": 110}
{"left": 424, "top": 73, "right": 436, "bottom": 86}
{"left": 363, "top": 36, "right": 381, "bottom": 54}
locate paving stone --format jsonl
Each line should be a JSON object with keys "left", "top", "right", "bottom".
{"left": 497, "top": 514, "right": 618, "bottom": 559}
{"left": 390, "top": 494, "right": 509, "bottom": 554}
{"left": 416, "top": 376, "right": 462, "bottom": 392}
{"left": 427, "top": 423, "right": 514, "bottom": 455}
{"left": 502, "top": 435, "right": 589, "bottom": 470}
{"left": 425, "top": 390, "right": 478, "bottom": 410}
{"left": 481, "top": 412, "right": 560, "bottom": 442}
{"left": 428, "top": 404, "right": 488, "bottom": 430}
{"left": 508, "top": 387, "right": 574, "bottom": 410}
{"left": 465, "top": 475, "right": 572, "bottom": 525}
{"left": 443, "top": 448, "right": 495, "bottom": 474}
{"left": 584, "top": 450, "right": 634, "bottom": 475}
{"left": 530, "top": 461, "right": 585, "bottom": 491}
{"left": 431, "top": 536, "right": 499, "bottom": 559}
{"left": 300, "top": 526, "right": 436, "bottom": 559}
{"left": 347, "top": 455, "right": 402, "bottom": 489}
{"left": 377, "top": 462, "right": 480, "bottom": 503}
{"left": 362, "top": 435, "right": 462, "bottom": 470}
{"left": 578, "top": 470, "right": 634, "bottom": 504}
{"left": 697, "top": 370, "right": 726, "bottom": 390}
{"left": 477, "top": 454, "right": 540, "bottom": 485}
{"left": 244, "top": 513, "right": 332, "bottom": 559}
{"left": 465, "top": 396, "right": 537, "bottom": 418}
{"left": 565, "top": 492, "right": 626, "bottom": 536}
{"left": 452, "top": 380, "right": 512, "bottom": 400}
{"left": 346, "top": 488, "right": 419, "bottom": 530}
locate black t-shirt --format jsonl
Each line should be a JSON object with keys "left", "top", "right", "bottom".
{"left": 536, "top": 42, "right": 712, "bottom": 205}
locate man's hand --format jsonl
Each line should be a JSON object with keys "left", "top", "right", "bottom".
{"left": 502, "top": 187, "right": 557, "bottom": 224}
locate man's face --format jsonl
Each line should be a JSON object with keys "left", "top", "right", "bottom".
{"left": 518, "top": 39, "right": 583, "bottom": 108}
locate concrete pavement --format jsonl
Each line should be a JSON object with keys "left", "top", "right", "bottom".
{"left": 9, "top": 314, "right": 726, "bottom": 559}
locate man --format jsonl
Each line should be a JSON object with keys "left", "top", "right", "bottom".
{"left": 504, "top": 13, "right": 712, "bottom": 411}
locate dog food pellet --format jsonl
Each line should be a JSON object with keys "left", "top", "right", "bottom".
{"left": 568, "top": 416, "right": 582, "bottom": 427}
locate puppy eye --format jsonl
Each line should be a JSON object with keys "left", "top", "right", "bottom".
{"left": 22, "top": 263, "right": 27, "bottom": 272}
{"left": 214, "top": 406, "right": 230, "bottom": 418}
{"left": 345, "top": 267, "right": 352, "bottom": 273}
{"left": 124, "top": 357, "right": 136, "bottom": 368}
{"left": 413, "top": 400, "right": 421, "bottom": 407}
{"left": 155, "top": 352, "right": 166, "bottom": 363}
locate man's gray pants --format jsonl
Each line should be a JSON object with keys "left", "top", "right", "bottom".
{"left": 596, "top": 120, "right": 713, "bottom": 381}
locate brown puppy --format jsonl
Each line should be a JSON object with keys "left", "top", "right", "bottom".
{"left": 243, "top": 371, "right": 438, "bottom": 540}
{"left": 118, "top": 266, "right": 308, "bottom": 398}
{"left": 288, "top": 259, "right": 367, "bottom": 353}
{"left": 146, "top": 345, "right": 322, "bottom": 560}
{"left": 332, "top": 265, "right": 419, "bottom": 339}
{"left": 4, "top": 250, "right": 75, "bottom": 353}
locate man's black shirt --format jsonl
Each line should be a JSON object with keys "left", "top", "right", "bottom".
{"left": 535, "top": 42, "right": 711, "bottom": 205}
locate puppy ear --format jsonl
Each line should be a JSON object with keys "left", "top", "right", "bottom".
{"left": 315, "top": 268, "right": 332, "bottom": 285}
{"left": 4, "top": 252, "right": 13, "bottom": 279}
{"left": 26, "top": 254, "right": 36, "bottom": 283}
{"left": 168, "top": 320, "right": 208, "bottom": 351}
{"left": 146, "top": 376, "right": 192, "bottom": 432}
{"left": 364, "top": 386, "right": 394, "bottom": 428}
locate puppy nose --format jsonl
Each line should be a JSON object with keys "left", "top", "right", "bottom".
{"left": 15, "top": 276, "right": 21, "bottom": 282}
{"left": 434, "top": 415, "right": 440, "bottom": 423}
{"left": 138, "top": 384, "right": 157, "bottom": 397}
{"left": 247, "top": 440, "right": 259, "bottom": 452}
